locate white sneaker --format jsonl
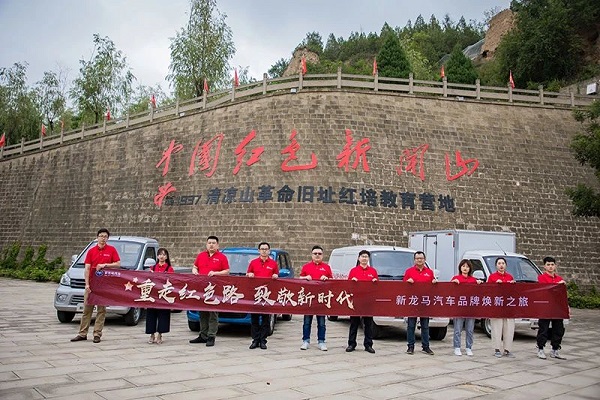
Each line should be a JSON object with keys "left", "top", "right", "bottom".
{"left": 466, "top": 348, "right": 473, "bottom": 356}
{"left": 454, "top": 348, "right": 462, "bottom": 356}
{"left": 318, "top": 342, "right": 328, "bottom": 351}
{"left": 537, "top": 349, "right": 547, "bottom": 359}
{"left": 550, "top": 349, "right": 566, "bottom": 360}
{"left": 300, "top": 341, "right": 309, "bottom": 350}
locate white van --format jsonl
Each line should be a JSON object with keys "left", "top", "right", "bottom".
{"left": 328, "top": 245, "right": 449, "bottom": 340}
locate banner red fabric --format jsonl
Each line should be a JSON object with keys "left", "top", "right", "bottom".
{"left": 509, "top": 70, "right": 515, "bottom": 89}
{"left": 88, "top": 270, "right": 569, "bottom": 319}
{"left": 0, "top": 132, "right": 5, "bottom": 147}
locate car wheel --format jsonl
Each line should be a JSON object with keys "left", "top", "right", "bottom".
{"left": 57, "top": 311, "right": 75, "bottom": 323}
{"left": 327, "top": 316, "right": 338, "bottom": 321}
{"left": 482, "top": 318, "right": 492, "bottom": 338}
{"left": 371, "top": 321, "right": 381, "bottom": 339}
{"left": 267, "top": 314, "right": 276, "bottom": 336}
{"left": 188, "top": 320, "right": 200, "bottom": 332}
{"left": 123, "top": 307, "right": 141, "bottom": 326}
{"left": 429, "top": 326, "right": 447, "bottom": 341}
{"left": 281, "top": 314, "right": 292, "bottom": 321}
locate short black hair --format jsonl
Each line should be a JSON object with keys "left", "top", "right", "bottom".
{"left": 495, "top": 257, "right": 507, "bottom": 266}
{"left": 258, "top": 242, "right": 270, "bottom": 249}
{"left": 207, "top": 235, "right": 219, "bottom": 243}
{"left": 97, "top": 228, "right": 110, "bottom": 237}
{"left": 358, "top": 249, "right": 371, "bottom": 257}
{"left": 312, "top": 245, "right": 323, "bottom": 252}
{"left": 543, "top": 256, "right": 556, "bottom": 264}
{"left": 414, "top": 251, "right": 426, "bottom": 259}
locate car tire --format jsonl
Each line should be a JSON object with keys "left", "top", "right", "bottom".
{"left": 188, "top": 320, "right": 200, "bottom": 332}
{"left": 281, "top": 314, "right": 292, "bottom": 321}
{"left": 482, "top": 318, "right": 492, "bottom": 338}
{"left": 429, "top": 326, "right": 447, "bottom": 341}
{"left": 57, "top": 311, "right": 75, "bottom": 323}
{"left": 267, "top": 314, "right": 276, "bottom": 336}
{"left": 327, "top": 316, "right": 338, "bottom": 321}
{"left": 123, "top": 307, "right": 141, "bottom": 326}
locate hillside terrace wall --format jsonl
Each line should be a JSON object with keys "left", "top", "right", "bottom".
{"left": 0, "top": 90, "right": 598, "bottom": 286}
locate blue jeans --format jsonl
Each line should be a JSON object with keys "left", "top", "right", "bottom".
{"left": 407, "top": 317, "right": 429, "bottom": 349}
{"left": 453, "top": 318, "right": 475, "bottom": 349}
{"left": 303, "top": 315, "right": 326, "bottom": 343}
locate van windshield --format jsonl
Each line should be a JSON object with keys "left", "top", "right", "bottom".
{"left": 72, "top": 241, "right": 144, "bottom": 270}
{"left": 483, "top": 256, "right": 541, "bottom": 282}
{"left": 370, "top": 251, "right": 416, "bottom": 279}
{"left": 224, "top": 252, "right": 275, "bottom": 276}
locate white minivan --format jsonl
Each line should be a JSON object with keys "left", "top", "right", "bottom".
{"left": 328, "top": 245, "right": 449, "bottom": 340}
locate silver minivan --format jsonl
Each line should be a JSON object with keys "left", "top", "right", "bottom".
{"left": 54, "top": 236, "right": 159, "bottom": 326}
{"left": 328, "top": 245, "right": 450, "bottom": 340}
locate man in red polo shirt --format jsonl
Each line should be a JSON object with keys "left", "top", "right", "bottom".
{"left": 71, "top": 228, "right": 121, "bottom": 343}
{"left": 403, "top": 251, "right": 437, "bottom": 355}
{"left": 189, "top": 235, "right": 230, "bottom": 347}
{"left": 536, "top": 256, "right": 567, "bottom": 360}
{"left": 246, "top": 241, "right": 279, "bottom": 350}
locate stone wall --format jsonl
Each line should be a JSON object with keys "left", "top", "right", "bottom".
{"left": 0, "top": 90, "right": 598, "bottom": 286}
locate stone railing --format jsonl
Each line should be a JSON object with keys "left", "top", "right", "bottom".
{"left": 1, "top": 68, "right": 595, "bottom": 160}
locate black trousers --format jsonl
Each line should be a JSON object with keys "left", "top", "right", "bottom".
{"left": 250, "top": 313, "right": 271, "bottom": 344}
{"left": 145, "top": 308, "right": 171, "bottom": 334}
{"left": 348, "top": 316, "right": 374, "bottom": 348}
{"left": 537, "top": 319, "right": 565, "bottom": 350}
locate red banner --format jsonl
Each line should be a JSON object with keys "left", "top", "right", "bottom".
{"left": 88, "top": 270, "right": 569, "bottom": 319}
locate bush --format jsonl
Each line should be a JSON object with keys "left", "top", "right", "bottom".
{"left": 567, "top": 281, "right": 600, "bottom": 309}
{"left": 0, "top": 243, "right": 66, "bottom": 283}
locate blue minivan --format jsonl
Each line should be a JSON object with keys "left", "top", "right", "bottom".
{"left": 187, "top": 247, "right": 294, "bottom": 335}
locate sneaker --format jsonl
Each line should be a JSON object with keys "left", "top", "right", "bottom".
{"left": 550, "top": 349, "right": 567, "bottom": 360}
{"left": 318, "top": 342, "right": 328, "bottom": 351}
{"left": 504, "top": 350, "right": 515, "bottom": 358}
{"left": 466, "top": 348, "right": 474, "bottom": 356}
{"left": 422, "top": 347, "right": 434, "bottom": 355}
{"left": 189, "top": 336, "right": 207, "bottom": 344}
{"left": 93, "top": 336, "right": 101, "bottom": 343}
{"left": 206, "top": 337, "right": 215, "bottom": 347}
{"left": 494, "top": 349, "right": 502, "bottom": 358}
{"left": 406, "top": 346, "right": 414, "bottom": 355}
{"left": 300, "top": 341, "right": 309, "bottom": 350}
{"left": 537, "top": 349, "right": 547, "bottom": 359}
{"left": 454, "top": 348, "right": 462, "bottom": 356}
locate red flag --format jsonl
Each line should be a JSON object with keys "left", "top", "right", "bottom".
{"left": 0, "top": 132, "right": 5, "bottom": 147}
{"left": 41, "top": 123, "right": 46, "bottom": 136}
{"left": 234, "top": 68, "right": 239, "bottom": 87}
{"left": 509, "top": 70, "right": 515, "bottom": 89}
{"left": 203, "top": 78, "right": 209, "bottom": 94}
{"left": 372, "top": 58, "right": 378, "bottom": 76}
{"left": 150, "top": 94, "right": 157, "bottom": 108}
{"left": 440, "top": 65, "right": 445, "bottom": 79}
{"left": 106, "top": 108, "right": 111, "bottom": 121}
{"left": 301, "top": 56, "right": 307, "bottom": 75}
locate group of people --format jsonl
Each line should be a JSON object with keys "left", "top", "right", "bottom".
{"left": 71, "top": 230, "right": 567, "bottom": 361}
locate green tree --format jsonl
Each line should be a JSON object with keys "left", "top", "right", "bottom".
{"left": 268, "top": 58, "right": 289, "bottom": 78}
{"left": 445, "top": 46, "right": 478, "bottom": 84}
{"left": 296, "top": 31, "right": 323, "bottom": 55}
{"left": 0, "top": 62, "right": 40, "bottom": 143}
{"left": 567, "top": 101, "right": 600, "bottom": 217}
{"left": 127, "top": 84, "right": 170, "bottom": 115}
{"left": 71, "top": 34, "right": 135, "bottom": 124}
{"left": 167, "top": 0, "right": 235, "bottom": 99}
{"left": 35, "top": 70, "right": 67, "bottom": 134}
{"left": 377, "top": 34, "right": 411, "bottom": 78}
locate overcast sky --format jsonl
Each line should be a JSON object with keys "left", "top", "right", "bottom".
{"left": 0, "top": 0, "right": 510, "bottom": 94}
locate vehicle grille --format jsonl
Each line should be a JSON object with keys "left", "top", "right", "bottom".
{"left": 70, "top": 295, "right": 85, "bottom": 305}
{"left": 71, "top": 279, "right": 86, "bottom": 289}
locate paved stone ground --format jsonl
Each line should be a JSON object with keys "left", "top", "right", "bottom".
{"left": 0, "top": 278, "right": 598, "bottom": 400}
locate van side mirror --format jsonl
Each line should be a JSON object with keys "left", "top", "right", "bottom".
{"left": 473, "top": 270, "right": 485, "bottom": 280}
{"left": 279, "top": 268, "right": 292, "bottom": 278}
{"left": 144, "top": 258, "right": 156, "bottom": 270}
{"left": 71, "top": 255, "right": 78, "bottom": 264}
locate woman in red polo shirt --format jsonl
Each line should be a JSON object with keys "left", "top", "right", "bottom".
{"left": 451, "top": 260, "right": 482, "bottom": 356}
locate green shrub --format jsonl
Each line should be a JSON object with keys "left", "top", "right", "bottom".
{"left": 0, "top": 243, "right": 66, "bottom": 283}
{"left": 567, "top": 281, "right": 600, "bottom": 309}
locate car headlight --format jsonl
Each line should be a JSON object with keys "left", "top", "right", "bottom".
{"left": 60, "top": 273, "right": 71, "bottom": 286}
